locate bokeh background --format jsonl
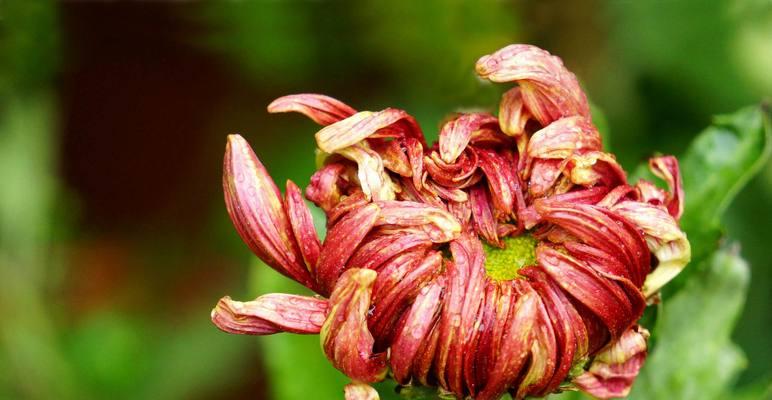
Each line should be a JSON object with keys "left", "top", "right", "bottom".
{"left": 0, "top": 1, "right": 770, "bottom": 399}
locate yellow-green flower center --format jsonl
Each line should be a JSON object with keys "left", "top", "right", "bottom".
{"left": 483, "top": 234, "right": 538, "bottom": 281}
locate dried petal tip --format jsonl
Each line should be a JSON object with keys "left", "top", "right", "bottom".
{"left": 211, "top": 294, "right": 329, "bottom": 335}
{"left": 574, "top": 326, "right": 650, "bottom": 399}
{"left": 344, "top": 382, "right": 380, "bottom": 400}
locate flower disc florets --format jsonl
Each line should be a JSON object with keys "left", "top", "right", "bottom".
{"left": 210, "top": 44, "right": 691, "bottom": 400}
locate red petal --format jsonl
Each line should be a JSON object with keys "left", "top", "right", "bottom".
{"left": 527, "top": 116, "right": 602, "bottom": 160}
{"left": 439, "top": 112, "right": 498, "bottom": 164}
{"left": 315, "top": 108, "right": 424, "bottom": 153}
{"left": 285, "top": 180, "right": 321, "bottom": 274}
{"left": 649, "top": 155, "right": 684, "bottom": 220}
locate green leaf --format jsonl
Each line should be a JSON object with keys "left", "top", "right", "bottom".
{"left": 678, "top": 105, "right": 771, "bottom": 268}
{"left": 629, "top": 247, "right": 750, "bottom": 400}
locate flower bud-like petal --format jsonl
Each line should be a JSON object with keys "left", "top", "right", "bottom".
{"left": 612, "top": 201, "right": 691, "bottom": 297}
{"left": 439, "top": 113, "right": 498, "bottom": 164}
{"left": 574, "top": 326, "right": 649, "bottom": 399}
{"left": 321, "top": 268, "right": 388, "bottom": 383}
{"left": 649, "top": 155, "right": 684, "bottom": 219}
{"left": 306, "top": 162, "right": 347, "bottom": 212}
{"left": 475, "top": 44, "right": 590, "bottom": 126}
{"left": 315, "top": 109, "right": 424, "bottom": 154}
{"left": 223, "top": 135, "right": 315, "bottom": 290}
{"left": 344, "top": 382, "right": 380, "bottom": 400}
{"left": 268, "top": 93, "right": 356, "bottom": 126}
{"left": 211, "top": 294, "right": 328, "bottom": 335}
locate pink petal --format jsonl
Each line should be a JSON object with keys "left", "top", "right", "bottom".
{"left": 649, "top": 155, "right": 684, "bottom": 219}
{"left": 285, "top": 180, "right": 321, "bottom": 274}
{"left": 439, "top": 112, "right": 498, "bottom": 164}
{"left": 211, "top": 294, "right": 328, "bottom": 335}
{"left": 315, "top": 108, "right": 424, "bottom": 154}
{"left": 267, "top": 93, "right": 356, "bottom": 126}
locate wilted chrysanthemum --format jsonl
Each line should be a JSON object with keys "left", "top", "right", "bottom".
{"left": 211, "top": 44, "right": 690, "bottom": 400}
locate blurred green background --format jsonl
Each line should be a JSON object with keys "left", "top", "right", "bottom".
{"left": 0, "top": 1, "right": 770, "bottom": 399}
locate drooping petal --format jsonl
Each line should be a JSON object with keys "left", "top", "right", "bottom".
{"left": 470, "top": 185, "right": 501, "bottom": 246}
{"left": 211, "top": 294, "right": 328, "bottom": 335}
{"left": 315, "top": 108, "right": 424, "bottom": 153}
{"left": 285, "top": 180, "right": 321, "bottom": 274}
{"left": 498, "top": 87, "right": 530, "bottom": 137}
{"left": 529, "top": 159, "right": 565, "bottom": 197}
{"left": 515, "top": 294, "right": 558, "bottom": 398}
{"left": 337, "top": 143, "right": 396, "bottom": 201}
{"left": 348, "top": 230, "right": 432, "bottom": 271}
{"left": 527, "top": 116, "right": 602, "bottom": 160}
{"left": 317, "top": 203, "right": 381, "bottom": 295}
{"left": 477, "top": 148, "right": 519, "bottom": 218}
{"left": 223, "top": 135, "right": 315, "bottom": 289}
{"left": 536, "top": 244, "right": 635, "bottom": 339}
{"left": 476, "top": 44, "right": 590, "bottom": 126}
{"left": 369, "top": 138, "right": 412, "bottom": 177}
{"left": 268, "top": 93, "right": 356, "bottom": 126}
{"left": 476, "top": 284, "right": 538, "bottom": 400}
{"left": 321, "top": 268, "right": 388, "bottom": 383}
{"left": 439, "top": 113, "right": 498, "bottom": 164}
{"left": 649, "top": 155, "right": 684, "bottom": 219}
{"left": 611, "top": 201, "right": 691, "bottom": 297}
{"left": 390, "top": 278, "right": 444, "bottom": 384}
{"left": 345, "top": 382, "right": 380, "bottom": 400}
{"left": 574, "top": 326, "right": 650, "bottom": 399}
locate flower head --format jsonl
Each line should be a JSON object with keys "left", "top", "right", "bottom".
{"left": 211, "top": 45, "right": 690, "bottom": 399}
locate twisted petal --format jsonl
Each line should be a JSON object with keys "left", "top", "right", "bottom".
{"left": 499, "top": 87, "right": 530, "bottom": 137}
{"left": 612, "top": 201, "right": 691, "bottom": 297}
{"left": 439, "top": 113, "right": 498, "bottom": 164}
{"left": 321, "top": 269, "right": 388, "bottom": 383}
{"left": 345, "top": 383, "right": 380, "bottom": 400}
{"left": 476, "top": 44, "right": 590, "bottom": 126}
{"left": 337, "top": 144, "right": 396, "bottom": 201}
{"left": 223, "top": 135, "right": 315, "bottom": 289}
{"left": 211, "top": 294, "right": 328, "bottom": 335}
{"left": 315, "top": 108, "right": 424, "bottom": 153}
{"left": 306, "top": 162, "right": 347, "bottom": 212}
{"left": 527, "top": 116, "right": 602, "bottom": 160}
{"left": 370, "top": 138, "right": 411, "bottom": 176}
{"left": 567, "top": 151, "right": 627, "bottom": 188}
{"left": 649, "top": 155, "right": 684, "bottom": 219}
{"left": 574, "top": 326, "right": 649, "bottom": 399}
{"left": 268, "top": 93, "right": 356, "bottom": 126}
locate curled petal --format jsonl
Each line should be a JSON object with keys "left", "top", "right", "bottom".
{"left": 470, "top": 186, "right": 501, "bottom": 246}
{"left": 315, "top": 108, "right": 423, "bottom": 153}
{"left": 211, "top": 294, "right": 328, "bottom": 335}
{"left": 370, "top": 138, "right": 411, "bottom": 176}
{"left": 285, "top": 180, "right": 321, "bottom": 274}
{"left": 516, "top": 295, "right": 558, "bottom": 398}
{"left": 529, "top": 159, "right": 564, "bottom": 197}
{"left": 527, "top": 116, "right": 602, "bottom": 160}
{"left": 317, "top": 203, "right": 381, "bottom": 295}
{"left": 404, "top": 137, "right": 425, "bottom": 189}
{"left": 439, "top": 113, "right": 498, "bottom": 164}
{"left": 612, "top": 201, "right": 691, "bottom": 297}
{"left": 636, "top": 179, "right": 667, "bottom": 206}
{"left": 348, "top": 230, "right": 432, "bottom": 271}
{"left": 223, "top": 135, "right": 314, "bottom": 289}
{"left": 268, "top": 93, "right": 356, "bottom": 126}
{"left": 649, "top": 155, "right": 684, "bottom": 219}
{"left": 566, "top": 151, "right": 627, "bottom": 188}
{"left": 375, "top": 201, "right": 461, "bottom": 243}
{"left": 476, "top": 44, "right": 590, "bottom": 126}
{"left": 574, "top": 326, "right": 649, "bottom": 399}
{"left": 499, "top": 87, "right": 530, "bottom": 137}
{"left": 337, "top": 144, "right": 396, "bottom": 201}
{"left": 306, "top": 162, "right": 347, "bottom": 212}
{"left": 477, "top": 149, "right": 519, "bottom": 218}
{"left": 345, "top": 383, "right": 380, "bottom": 400}
{"left": 321, "top": 269, "right": 388, "bottom": 383}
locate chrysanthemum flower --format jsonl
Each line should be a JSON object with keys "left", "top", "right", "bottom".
{"left": 211, "top": 44, "right": 690, "bottom": 400}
